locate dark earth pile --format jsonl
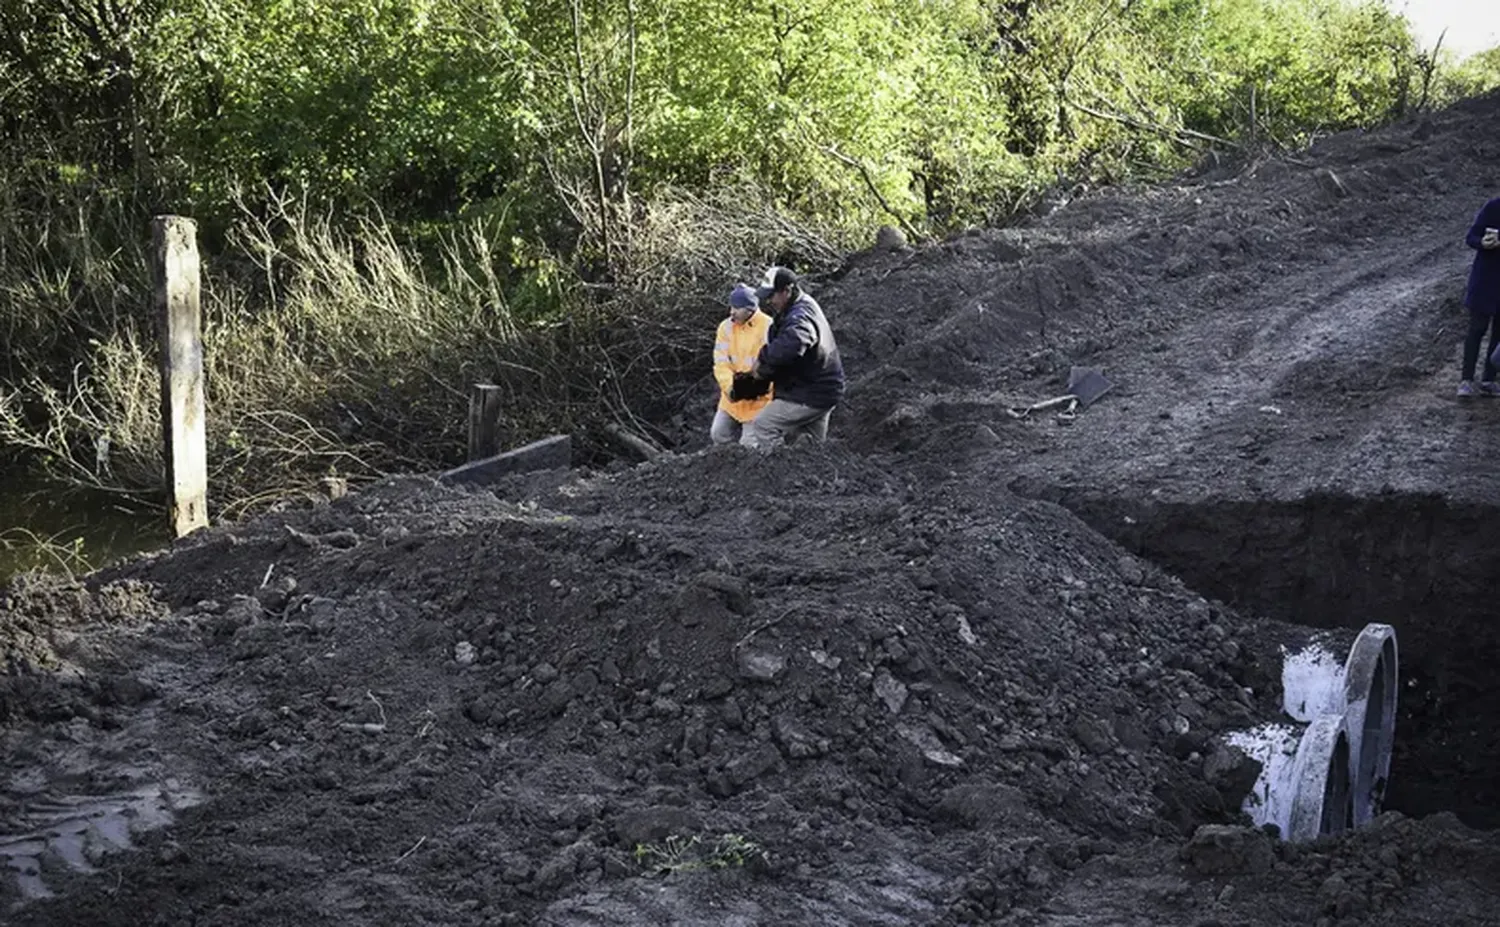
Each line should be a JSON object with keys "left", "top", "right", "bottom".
{"left": 6, "top": 92, "right": 1500, "bottom": 925}
{"left": 0, "top": 452, "right": 1265, "bottom": 924}
{"left": 1, "top": 448, "right": 1495, "bottom": 925}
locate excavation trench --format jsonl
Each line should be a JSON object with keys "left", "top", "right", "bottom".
{"left": 1044, "top": 490, "right": 1500, "bottom": 832}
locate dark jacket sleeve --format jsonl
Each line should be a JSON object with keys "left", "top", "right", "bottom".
{"left": 758, "top": 308, "right": 817, "bottom": 371}
{"left": 1466, "top": 200, "right": 1500, "bottom": 250}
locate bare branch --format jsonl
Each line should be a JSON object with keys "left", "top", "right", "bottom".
{"left": 818, "top": 145, "right": 923, "bottom": 243}
{"left": 1067, "top": 92, "right": 1237, "bottom": 151}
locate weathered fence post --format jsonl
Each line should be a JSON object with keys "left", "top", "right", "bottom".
{"left": 152, "top": 215, "right": 209, "bottom": 538}
{"left": 467, "top": 384, "right": 504, "bottom": 461}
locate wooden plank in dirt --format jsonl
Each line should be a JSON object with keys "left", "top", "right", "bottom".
{"left": 440, "top": 435, "right": 572, "bottom": 486}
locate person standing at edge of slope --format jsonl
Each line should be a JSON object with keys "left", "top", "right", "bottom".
{"left": 740, "top": 266, "right": 845, "bottom": 448}
{"left": 1459, "top": 195, "right": 1500, "bottom": 397}
{"left": 710, "top": 283, "right": 774, "bottom": 444}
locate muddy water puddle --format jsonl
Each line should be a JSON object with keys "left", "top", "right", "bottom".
{"left": 0, "top": 780, "right": 202, "bottom": 902}
{"left": 0, "top": 469, "right": 163, "bottom": 583}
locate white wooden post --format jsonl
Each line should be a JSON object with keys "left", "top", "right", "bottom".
{"left": 152, "top": 215, "right": 209, "bottom": 537}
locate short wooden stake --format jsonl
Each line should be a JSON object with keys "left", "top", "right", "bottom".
{"left": 467, "top": 384, "right": 505, "bottom": 461}
{"left": 152, "top": 215, "right": 209, "bottom": 538}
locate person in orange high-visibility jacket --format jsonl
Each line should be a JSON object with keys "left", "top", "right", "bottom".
{"left": 710, "top": 283, "right": 774, "bottom": 443}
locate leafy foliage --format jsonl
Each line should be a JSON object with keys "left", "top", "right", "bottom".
{"left": 1442, "top": 45, "right": 1500, "bottom": 100}
{"left": 0, "top": 0, "right": 1494, "bottom": 506}
{"left": 4, "top": 0, "right": 1476, "bottom": 239}
{"left": 2, "top": 0, "right": 1488, "bottom": 238}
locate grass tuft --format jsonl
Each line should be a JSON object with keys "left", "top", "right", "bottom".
{"left": 632, "top": 833, "right": 769, "bottom": 875}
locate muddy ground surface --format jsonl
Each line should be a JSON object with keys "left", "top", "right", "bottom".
{"left": 5, "top": 94, "right": 1500, "bottom": 924}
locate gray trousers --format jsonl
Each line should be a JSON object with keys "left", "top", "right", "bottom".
{"left": 710, "top": 410, "right": 743, "bottom": 444}
{"left": 740, "top": 399, "right": 834, "bottom": 449}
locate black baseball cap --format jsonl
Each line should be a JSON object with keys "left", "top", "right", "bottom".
{"left": 754, "top": 266, "right": 797, "bottom": 300}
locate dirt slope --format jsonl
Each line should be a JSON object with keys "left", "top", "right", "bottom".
{"left": 5, "top": 94, "right": 1500, "bottom": 926}
{"left": 5, "top": 452, "right": 1495, "bottom": 927}
{"left": 818, "top": 91, "right": 1500, "bottom": 506}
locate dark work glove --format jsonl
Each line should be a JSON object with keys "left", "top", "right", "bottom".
{"left": 730, "top": 372, "right": 768, "bottom": 402}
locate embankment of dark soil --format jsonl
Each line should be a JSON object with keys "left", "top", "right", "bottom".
{"left": 2, "top": 445, "right": 1496, "bottom": 926}
{"left": 1, "top": 449, "right": 1275, "bottom": 925}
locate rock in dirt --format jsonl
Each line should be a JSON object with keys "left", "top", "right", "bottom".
{"left": 954, "top": 423, "right": 1003, "bottom": 452}
{"left": 676, "top": 578, "right": 747, "bottom": 628}
{"left": 254, "top": 575, "right": 297, "bottom": 614}
{"left": 772, "top": 713, "right": 829, "bottom": 759}
{"left": 101, "top": 674, "right": 154, "bottom": 707}
{"left": 873, "top": 669, "right": 908, "bottom": 714}
{"left": 533, "top": 850, "right": 578, "bottom": 891}
{"left": 875, "top": 224, "right": 909, "bottom": 251}
{"left": 1183, "top": 824, "right": 1274, "bottom": 875}
{"left": 541, "top": 680, "right": 575, "bottom": 715}
{"left": 1071, "top": 717, "right": 1115, "bottom": 755}
{"left": 230, "top": 622, "right": 283, "bottom": 661}
{"left": 725, "top": 742, "right": 781, "bottom": 787}
{"left": 1202, "top": 743, "right": 1261, "bottom": 799}
{"left": 934, "top": 782, "right": 1029, "bottom": 828}
{"left": 1314, "top": 167, "right": 1349, "bottom": 198}
{"left": 737, "top": 649, "right": 785, "bottom": 681}
{"left": 207, "top": 595, "right": 260, "bottom": 638}
{"left": 897, "top": 722, "right": 963, "bottom": 767}
{"left": 700, "top": 675, "right": 733, "bottom": 699}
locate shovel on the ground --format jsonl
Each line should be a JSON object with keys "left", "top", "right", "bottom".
{"left": 1066, "top": 366, "right": 1113, "bottom": 407}
{"left": 1006, "top": 393, "right": 1079, "bottom": 420}
{"left": 1005, "top": 367, "right": 1114, "bottom": 422}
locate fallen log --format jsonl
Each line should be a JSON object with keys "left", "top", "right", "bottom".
{"left": 604, "top": 423, "right": 665, "bottom": 461}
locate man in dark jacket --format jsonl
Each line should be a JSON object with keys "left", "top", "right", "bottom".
{"left": 739, "top": 266, "right": 845, "bottom": 448}
{"left": 1461, "top": 195, "right": 1500, "bottom": 397}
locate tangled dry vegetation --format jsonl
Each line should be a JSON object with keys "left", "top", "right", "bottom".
{"left": 0, "top": 175, "right": 841, "bottom": 517}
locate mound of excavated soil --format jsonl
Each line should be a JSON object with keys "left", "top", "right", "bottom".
{"left": 0, "top": 448, "right": 1269, "bottom": 924}
{"left": 7, "top": 94, "right": 1500, "bottom": 925}
{"left": 2, "top": 443, "right": 1495, "bottom": 926}
{"left": 748, "top": 94, "right": 1500, "bottom": 507}
{"left": 825, "top": 98, "right": 1492, "bottom": 389}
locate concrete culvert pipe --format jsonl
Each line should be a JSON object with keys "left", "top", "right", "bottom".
{"left": 1228, "top": 713, "right": 1354, "bottom": 841}
{"left": 1291, "top": 714, "right": 1354, "bottom": 841}
{"left": 1222, "top": 622, "right": 1396, "bottom": 841}
{"left": 1341, "top": 623, "right": 1398, "bottom": 825}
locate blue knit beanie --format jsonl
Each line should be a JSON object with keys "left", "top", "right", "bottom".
{"left": 729, "top": 283, "right": 758, "bottom": 309}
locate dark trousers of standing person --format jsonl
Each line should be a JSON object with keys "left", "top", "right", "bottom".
{"left": 1463, "top": 309, "right": 1500, "bottom": 383}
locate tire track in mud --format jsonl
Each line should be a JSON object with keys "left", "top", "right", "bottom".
{"left": 987, "top": 225, "right": 1491, "bottom": 505}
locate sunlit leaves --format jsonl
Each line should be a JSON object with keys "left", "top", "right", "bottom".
{"left": 0, "top": 0, "right": 1485, "bottom": 241}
